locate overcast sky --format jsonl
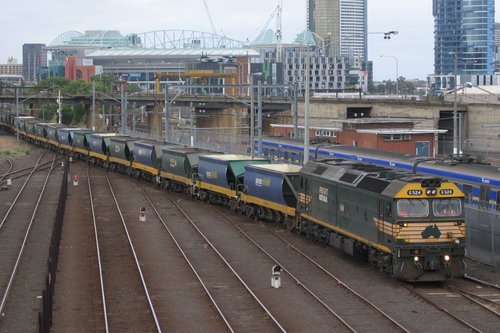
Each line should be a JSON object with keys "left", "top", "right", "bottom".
{"left": 1, "top": 0, "right": 498, "bottom": 81}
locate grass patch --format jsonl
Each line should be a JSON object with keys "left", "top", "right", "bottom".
{"left": 0, "top": 146, "right": 31, "bottom": 157}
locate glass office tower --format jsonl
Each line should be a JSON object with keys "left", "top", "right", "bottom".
{"left": 308, "top": 0, "right": 367, "bottom": 61}
{"left": 433, "top": 0, "right": 495, "bottom": 76}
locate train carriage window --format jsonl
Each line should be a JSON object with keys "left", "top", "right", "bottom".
{"left": 462, "top": 184, "right": 473, "bottom": 204}
{"left": 496, "top": 191, "right": 500, "bottom": 211}
{"left": 480, "top": 186, "right": 490, "bottom": 208}
{"left": 284, "top": 151, "right": 289, "bottom": 161}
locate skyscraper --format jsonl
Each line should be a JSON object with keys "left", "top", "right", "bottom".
{"left": 307, "top": 0, "right": 367, "bottom": 62}
{"left": 433, "top": 0, "right": 495, "bottom": 76}
{"left": 22, "top": 43, "right": 47, "bottom": 82}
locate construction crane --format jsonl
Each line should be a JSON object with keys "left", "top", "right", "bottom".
{"left": 276, "top": 0, "right": 283, "bottom": 63}
{"left": 256, "top": 2, "right": 283, "bottom": 63}
{"left": 258, "top": 5, "right": 279, "bottom": 39}
{"left": 203, "top": 0, "right": 218, "bottom": 35}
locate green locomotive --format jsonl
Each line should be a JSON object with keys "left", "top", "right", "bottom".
{"left": 296, "top": 159, "right": 466, "bottom": 281}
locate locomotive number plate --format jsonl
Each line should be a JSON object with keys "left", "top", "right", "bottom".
{"left": 407, "top": 190, "right": 422, "bottom": 196}
{"left": 439, "top": 189, "right": 454, "bottom": 195}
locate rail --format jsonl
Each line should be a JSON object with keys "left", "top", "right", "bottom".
{"left": 142, "top": 188, "right": 235, "bottom": 332}
{"left": 163, "top": 191, "right": 287, "bottom": 332}
{"left": 38, "top": 157, "right": 68, "bottom": 332}
{"left": 0, "top": 155, "right": 56, "bottom": 316}
{"left": 105, "top": 172, "right": 163, "bottom": 332}
{"left": 87, "top": 167, "right": 109, "bottom": 333}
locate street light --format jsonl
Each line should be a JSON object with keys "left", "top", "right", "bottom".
{"left": 302, "top": 30, "right": 398, "bottom": 163}
{"left": 450, "top": 51, "right": 459, "bottom": 155}
{"left": 380, "top": 55, "right": 399, "bottom": 98}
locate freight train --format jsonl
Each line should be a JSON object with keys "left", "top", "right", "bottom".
{"left": 0, "top": 113, "right": 467, "bottom": 281}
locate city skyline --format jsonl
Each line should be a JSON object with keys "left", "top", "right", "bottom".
{"left": 1, "top": 0, "right": 499, "bottom": 81}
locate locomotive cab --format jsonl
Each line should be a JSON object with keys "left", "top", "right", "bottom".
{"left": 390, "top": 179, "right": 466, "bottom": 281}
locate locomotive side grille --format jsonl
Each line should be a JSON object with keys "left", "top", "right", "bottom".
{"left": 313, "top": 165, "right": 328, "bottom": 175}
{"left": 357, "top": 177, "right": 390, "bottom": 193}
{"left": 339, "top": 172, "right": 359, "bottom": 184}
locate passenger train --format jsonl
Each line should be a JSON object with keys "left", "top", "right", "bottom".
{"left": 0, "top": 113, "right": 467, "bottom": 281}
{"left": 259, "top": 136, "right": 500, "bottom": 211}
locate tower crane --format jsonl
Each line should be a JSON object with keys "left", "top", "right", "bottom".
{"left": 256, "top": 1, "right": 283, "bottom": 63}
{"left": 257, "top": 4, "right": 279, "bottom": 40}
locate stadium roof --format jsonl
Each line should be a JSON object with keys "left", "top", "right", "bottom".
{"left": 86, "top": 48, "right": 260, "bottom": 58}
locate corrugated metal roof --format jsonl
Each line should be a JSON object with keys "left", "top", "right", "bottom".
{"left": 356, "top": 128, "right": 447, "bottom": 134}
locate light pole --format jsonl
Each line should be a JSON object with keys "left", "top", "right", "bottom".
{"left": 451, "top": 52, "right": 458, "bottom": 155}
{"left": 302, "top": 31, "right": 398, "bottom": 164}
{"left": 380, "top": 55, "right": 399, "bottom": 98}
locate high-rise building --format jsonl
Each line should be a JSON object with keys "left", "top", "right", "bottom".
{"left": 22, "top": 43, "right": 47, "bottom": 82}
{"left": 433, "top": 0, "right": 495, "bottom": 76}
{"left": 495, "top": 23, "right": 500, "bottom": 73}
{"left": 0, "top": 57, "right": 23, "bottom": 76}
{"left": 307, "top": 0, "right": 367, "bottom": 62}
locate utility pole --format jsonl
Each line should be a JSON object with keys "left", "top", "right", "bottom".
{"left": 57, "top": 90, "right": 62, "bottom": 124}
{"left": 257, "top": 79, "right": 263, "bottom": 157}
{"left": 15, "top": 87, "right": 19, "bottom": 141}
{"left": 293, "top": 82, "right": 298, "bottom": 139}
{"left": 453, "top": 53, "right": 458, "bottom": 155}
{"left": 304, "top": 54, "right": 310, "bottom": 164}
{"left": 190, "top": 101, "right": 194, "bottom": 147}
{"left": 92, "top": 81, "right": 96, "bottom": 130}
{"left": 164, "top": 85, "right": 170, "bottom": 142}
{"left": 250, "top": 80, "right": 255, "bottom": 158}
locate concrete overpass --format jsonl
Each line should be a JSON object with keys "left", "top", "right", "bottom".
{"left": 2, "top": 91, "right": 500, "bottom": 156}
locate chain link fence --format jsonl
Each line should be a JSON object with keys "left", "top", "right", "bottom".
{"left": 465, "top": 205, "right": 500, "bottom": 266}
{"left": 124, "top": 105, "right": 252, "bottom": 154}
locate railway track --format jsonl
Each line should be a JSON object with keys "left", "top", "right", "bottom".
{"left": 0, "top": 154, "right": 56, "bottom": 318}
{"left": 0, "top": 156, "right": 13, "bottom": 182}
{"left": 0, "top": 158, "right": 63, "bottom": 187}
{"left": 402, "top": 278, "right": 500, "bottom": 333}
{"left": 208, "top": 206, "right": 410, "bottom": 333}
{"left": 141, "top": 186, "right": 286, "bottom": 332}
{"left": 87, "top": 166, "right": 161, "bottom": 332}
{"left": 155, "top": 189, "right": 376, "bottom": 332}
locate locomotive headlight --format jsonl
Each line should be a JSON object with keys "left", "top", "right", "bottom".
{"left": 414, "top": 256, "right": 419, "bottom": 262}
{"left": 454, "top": 239, "right": 460, "bottom": 245}
{"left": 444, "top": 255, "right": 451, "bottom": 262}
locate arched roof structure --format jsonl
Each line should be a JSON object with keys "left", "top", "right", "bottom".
{"left": 49, "top": 30, "right": 133, "bottom": 48}
{"left": 136, "top": 30, "right": 248, "bottom": 49}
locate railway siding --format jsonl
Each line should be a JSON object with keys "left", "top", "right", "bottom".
{"left": 0, "top": 153, "right": 64, "bottom": 332}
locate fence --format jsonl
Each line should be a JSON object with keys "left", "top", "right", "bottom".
{"left": 38, "top": 159, "right": 68, "bottom": 333}
{"left": 465, "top": 204, "right": 500, "bottom": 266}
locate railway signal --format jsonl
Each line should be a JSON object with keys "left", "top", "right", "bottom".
{"left": 73, "top": 175, "right": 78, "bottom": 186}
{"left": 271, "top": 265, "right": 282, "bottom": 288}
{"left": 139, "top": 207, "right": 146, "bottom": 222}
